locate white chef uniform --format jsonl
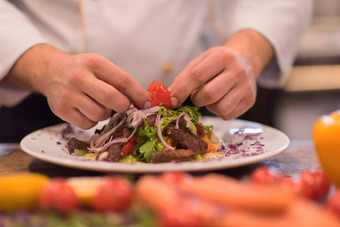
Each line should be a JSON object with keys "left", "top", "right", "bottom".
{"left": 0, "top": 0, "right": 313, "bottom": 107}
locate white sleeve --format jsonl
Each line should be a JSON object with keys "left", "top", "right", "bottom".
{"left": 0, "top": 1, "right": 46, "bottom": 107}
{"left": 216, "top": 0, "right": 314, "bottom": 88}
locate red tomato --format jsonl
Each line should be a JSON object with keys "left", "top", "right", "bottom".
{"left": 326, "top": 190, "right": 340, "bottom": 217}
{"left": 300, "top": 170, "right": 331, "bottom": 200}
{"left": 160, "top": 172, "right": 191, "bottom": 185}
{"left": 158, "top": 198, "right": 203, "bottom": 227}
{"left": 148, "top": 80, "right": 172, "bottom": 109}
{"left": 250, "top": 166, "right": 282, "bottom": 185}
{"left": 121, "top": 136, "right": 137, "bottom": 157}
{"left": 38, "top": 178, "right": 79, "bottom": 214}
{"left": 91, "top": 176, "right": 133, "bottom": 213}
{"left": 195, "top": 124, "right": 205, "bottom": 137}
{"left": 251, "top": 167, "right": 331, "bottom": 201}
{"left": 279, "top": 175, "right": 313, "bottom": 199}
{"left": 148, "top": 80, "right": 159, "bottom": 94}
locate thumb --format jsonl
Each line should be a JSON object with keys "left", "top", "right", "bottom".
{"left": 168, "top": 76, "right": 193, "bottom": 108}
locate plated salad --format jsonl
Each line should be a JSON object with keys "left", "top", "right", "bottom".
{"left": 67, "top": 81, "right": 224, "bottom": 163}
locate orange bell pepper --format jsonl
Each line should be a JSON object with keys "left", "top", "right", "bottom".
{"left": 313, "top": 110, "right": 340, "bottom": 187}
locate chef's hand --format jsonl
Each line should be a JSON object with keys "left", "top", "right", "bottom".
{"left": 168, "top": 29, "right": 274, "bottom": 120}
{"left": 169, "top": 46, "right": 256, "bottom": 120}
{"left": 5, "top": 44, "right": 151, "bottom": 129}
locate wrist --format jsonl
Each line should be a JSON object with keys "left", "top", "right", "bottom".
{"left": 224, "top": 29, "right": 274, "bottom": 78}
{"left": 5, "top": 44, "right": 67, "bottom": 95}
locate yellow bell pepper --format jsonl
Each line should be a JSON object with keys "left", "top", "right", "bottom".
{"left": 0, "top": 173, "right": 49, "bottom": 212}
{"left": 313, "top": 110, "right": 340, "bottom": 187}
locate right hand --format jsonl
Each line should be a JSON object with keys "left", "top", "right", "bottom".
{"left": 8, "top": 44, "right": 151, "bottom": 129}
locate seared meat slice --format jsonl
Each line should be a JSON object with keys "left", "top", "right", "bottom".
{"left": 112, "top": 126, "right": 131, "bottom": 139}
{"left": 166, "top": 125, "right": 207, "bottom": 156}
{"left": 146, "top": 115, "right": 157, "bottom": 126}
{"left": 139, "top": 115, "right": 157, "bottom": 128}
{"left": 67, "top": 137, "right": 89, "bottom": 153}
{"left": 106, "top": 125, "right": 132, "bottom": 162}
{"left": 107, "top": 143, "right": 122, "bottom": 162}
{"left": 151, "top": 149, "right": 195, "bottom": 163}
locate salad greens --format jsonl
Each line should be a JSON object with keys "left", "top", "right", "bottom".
{"left": 131, "top": 106, "right": 213, "bottom": 163}
{"left": 72, "top": 104, "right": 215, "bottom": 163}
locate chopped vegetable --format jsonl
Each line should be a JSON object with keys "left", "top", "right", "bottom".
{"left": 68, "top": 103, "right": 219, "bottom": 163}
{"left": 67, "top": 80, "right": 224, "bottom": 163}
{"left": 148, "top": 80, "right": 172, "bottom": 109}
{"left": 0, "top": 173, "right": 49, "bottom": 212}
{"left": 38, "top": 178, "right": 79, "bottom": 214}
{"left": 313, "top": 110, "right": 340, "bottom": 187}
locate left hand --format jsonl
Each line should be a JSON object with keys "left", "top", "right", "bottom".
{"left": 168, "top": 46, "right": 257, "bottom": 120}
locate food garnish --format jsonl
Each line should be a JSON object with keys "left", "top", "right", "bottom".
{"left": 67, "top": 81, "right": 224, "bottom": 163}
{"left": 1, "top": 170, "right": 339, "bottom": 227}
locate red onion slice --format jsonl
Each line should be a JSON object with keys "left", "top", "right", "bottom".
{"left": 94, "top": 116, "right": 126, "bottom": 148}
{"left": 156, "top": 115, "right": 175, "bottom": 150}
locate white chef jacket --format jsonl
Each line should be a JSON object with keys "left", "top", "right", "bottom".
{"left": 0, "top": 0, "right": 313, "bottom": 107}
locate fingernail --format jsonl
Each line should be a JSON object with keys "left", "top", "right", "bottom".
{"left": 167, "top": 86, "right": 173, "bottom": 92}
{"left": 171, "top": 97, "right": 178, "bottom": 108}
{"left": 144, "top": 101, "right": 151, "bottom": 109}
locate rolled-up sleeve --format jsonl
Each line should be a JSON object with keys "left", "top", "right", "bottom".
{"left": 0, "top": 0, "right": 46, "bottom": 107}
{"left": 216, "top": 0, "right": 314, "bottom": 88}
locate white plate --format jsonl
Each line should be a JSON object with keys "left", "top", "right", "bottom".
{"left": 20, "top": 117, "right": 289, "bottom": 173}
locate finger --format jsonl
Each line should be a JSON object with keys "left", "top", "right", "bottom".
{"left": 206, "top": 86, "right": 255, "bottom": 120}
{"left": 66, "top": 108, "right": 98, "bottom": 130}
{"left": 214, "top": 98, "right": 251, "bottom": 120}
{"left": 52, "top": 105, "right": 98, "bottom": 130}
{"left": 73, "top": 93, "right": 112, "bottom": 122}
{"left": 89, "top": 55, "right": 151, "bottom": 109}
{"left": 81, "top": 74, "right": 132, "bottom": 113}
{"left": 168, "top": 49, "right": 233, "bottom": 108}
{"left": 205, "top": 88, "right": 241, "bottom": 120}
{"left": 190, "top": 70, "right": 236, "bottom": 107}
{"left": 47, "top": 91, "right": 100, "bottom": 129}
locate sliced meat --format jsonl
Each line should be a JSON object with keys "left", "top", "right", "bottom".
{"left": 106, "top": 125, "right": 131, "bottom": 162}
{"left": 112, "top": 126, "right": 131, "bottom": 139}
{"left": 151, "top": 149, "right": 195, "bottom": 163}
{"left": 106, "top": 143, "right": 122, "bottom": 162}
{"left": 146, "top": 115, "right": 157, "bottom": 126}
{"left": 67, "top": 137, "right": 89, "bottom": 153}
{"left": 166, "top": 125, "right": 207, "bottom": 156}
{"left": 139, "top": 115, "right": 157, "bottom": 128}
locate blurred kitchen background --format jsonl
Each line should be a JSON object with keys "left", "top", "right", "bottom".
{"left": 241, "top": 0, "right": 340, "bottom": 140}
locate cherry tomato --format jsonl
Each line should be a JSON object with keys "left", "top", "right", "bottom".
{"left": 158, "top": 198, "right": 203, "bottom": 227}
{"left": 160, "top": 172, "right": 191, "bottom": 185}
{"left": 121, "top": 136, "right": 137, "bottom": 157}
{"left": 326, "top": 190, "right": 340, "bottom": 217}
{"left": 148, "top": 80, "right": 159, "bottom": 94}
{"left": 250, "top": 166, "right": 282, "bottom": 185}
{"left": 195, "top": 124, "right": 205, "bottom": 137}
{"left": 148, "top": 80, "right": 172, "bottom": 109}
{"left": 300, "top": 170, "right": 331, "bottom": 200}
{"left": 251, "top": 167, "right": 331, "bottom": 201}
{"left": 91, "top": 176, "right": 133, "bottom": 213}
{"left": 279, "top": 175, "right": 313, "bottom": 199}
{"left": 38, "top": 178, "right": 79, "bottom": 214}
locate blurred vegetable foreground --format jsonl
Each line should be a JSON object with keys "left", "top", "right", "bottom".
{"left": 313, "top": 110, "right": 340, "bottom": 187}
{"left": 0, "top": 171, "right": 339, "bottom": 227}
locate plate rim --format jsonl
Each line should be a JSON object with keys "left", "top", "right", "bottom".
{"left": 20, "top": 117, "right": 290, "bottom": 173}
